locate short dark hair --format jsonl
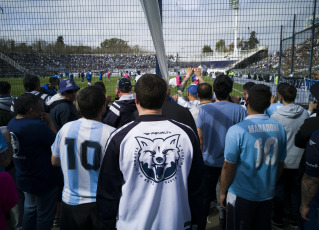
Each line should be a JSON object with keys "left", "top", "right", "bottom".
{"left": 213, "top": 75, "right": 233, "bottom": 100}
{"left": 278, "top": 84, "right": 297, "bottom": 103}
{"left": 134, "top": 74, "right": 167, "bottom": 110}
{"left": 248, "top": 84, "right": 271, "bottom": 113}
{"left": 23, "top": 74, "right": 40, "bottom": 92}
{"left": 14, "top": 93, "right": 40, "bottom": 115}
{"left": 0, "top": 81, "right": 11, "bottom": 95}
{"left": 197, "top": 83, "right": 212, "bottom": 100}
{"left": 94, "top": 81, "right": 106, "bottom": 94}
{"left": 77, "top": 86, "right": 106, "bottom": 119}
{"left": 243, "top": 82, "right": 256, "bottom": 92}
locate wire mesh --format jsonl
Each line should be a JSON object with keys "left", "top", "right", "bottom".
{"left": 0, "top": 0, "right": 317, "bottom": 104}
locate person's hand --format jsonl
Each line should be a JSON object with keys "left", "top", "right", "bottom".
{"left": 105, "top": 95, "right": 112, "bottom": 105}
{"left": 270, "top": 95, "right": 276, "bottom": 103}
{"left": 186, "top": 67, "right": 194, "bottom": 77}
{"left": 172, "top": 94, "right": 178, "bottom": 102}
{"left": 309, "top": 101, "right": 317, "bottom": 112}
{"left": 41, "top": 112, "right": 52, "bottom": 124}
{"left": 219, "top": 193, "right": 227, "bottom": 211}
{"left": 231, "top": 96, "right": 239, "bottom": 104}
{"left": 194, "top": 68, "right": 201, "bottom": 77}
{"left": 300, "top": 204, "right": 310, "bottom": 221}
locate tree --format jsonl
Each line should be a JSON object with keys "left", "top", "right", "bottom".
{"left": 202, "top": 45, "right": 213, "bottom": 53}
{"left": 56, "top": 36, "right": 65, "bottom": 46}
{"left": 100, "top": 38, "right": 130, "bottom": 53}
{"left": 242, "top": 31, "right": 259, "bottom": 50}
{"left": 215, "top": 39, "right": 227, "bottom": 52}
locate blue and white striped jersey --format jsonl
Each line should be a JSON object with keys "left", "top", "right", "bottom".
{"left": 51, "top": 118, "right": 115, "bottom": 205}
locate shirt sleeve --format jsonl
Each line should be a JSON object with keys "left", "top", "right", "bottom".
{"left": 97, "top": 136, "right": 123, "bottom": 229}
{"left": 278, "top": 126, "right": 287, "bottom": 162}
{"left": 224, "top": 126, "right": 240, "bottom": 164}
{"left": 187, "top": 133, "right": 205, "bottom": 227}
{"left": 0, "top": 132, "right": 8, "bottom": 154}
{"left": 305, "top": 132, "right": 319, "bottom": 177}
{"left": 51, "top": 130, "right": 62, "bottom": 158}
{"left": 196, "top": 107, "right": 204, "bottom": 129}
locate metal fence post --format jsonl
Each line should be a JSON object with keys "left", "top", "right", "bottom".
{"left": 279, "top": 25, "right": 282, "bottom": 77}
{"left": 308, "top": 0, "right": 317, "bottom": 79}
{"left": 290, "top": 14, "right": 296, "bottom": 76}
{"left": 156, "top": 0, "right": 163, "bottom": 77}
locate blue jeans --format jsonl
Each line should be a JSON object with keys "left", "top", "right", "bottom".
{"left": 23, "top": 187, "right": 58, "bottom": 230}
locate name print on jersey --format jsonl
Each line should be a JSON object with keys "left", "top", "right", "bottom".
{"left": 134, "top": 134, "right": 182, "bottom": 184}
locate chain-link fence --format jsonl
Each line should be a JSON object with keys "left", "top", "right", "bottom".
{"left": 0, "top": 0, "right": 318, "bottom": 103}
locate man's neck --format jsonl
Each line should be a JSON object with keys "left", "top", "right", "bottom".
{"left": 282, "top": 101, "right": 294, "bottom": 106}
{"left": 215, "top": 99, "right": 228, "bottom": 102}
{"left": 199, "top": 99, "right": 212, "bottom": 104}
{"left": 138, "top": 108, "right": 162, "bottom": 116}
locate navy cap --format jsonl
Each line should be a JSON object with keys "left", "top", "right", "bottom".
{"left": 58, "top": 79, "right": 80, "bottom": 94}
{"left": 116, "top": 78, "right": 131, "bottom": 90}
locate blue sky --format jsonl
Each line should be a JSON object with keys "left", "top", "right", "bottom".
{"left": 0, "top": 0, "right": 317, "bottom": 54}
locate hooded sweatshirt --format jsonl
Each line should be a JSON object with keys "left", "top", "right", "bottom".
{"left": 271, "top": 104, "right": 309, "bottom": 169}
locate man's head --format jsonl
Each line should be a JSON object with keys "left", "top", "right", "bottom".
{"left": 49, "top": 77, "right": 58, "bottom": 88}
{"left": 59, "top": 79, "right": 80, "bottom": 102}
{"left": 23, "top": 74, "right": 40, "bottom": 92}
{"left": 187, "top": 84, "right": 198, "bottom": 101}
{"left": 247, "top": 84, "right": 271, "bottom": 114}
{"left": 278, "top": 83, "right": 296, "bottom": 103}
{"left": 213, "top": 75, "right": 233, "bottom": 100}
{"left": 94, "top": 81, "right": 106, "bottom": 94}
{"left": 134, "top": 74, "right": 167, "bottom": 110}
{"left": 197, "top": 83, "right": 212, "bottom": 101}
{"left": 0, "top": 81, "right": 11, "bottom": 95}
{"left": 116, "top": 78, "right": 132, "bottom": 96}
{"left": 242, "top": 82, "right": 256, "bottom": 99}
{"left": 14, "top": 93, "right": 41, "bottom": 119}
{"left": 77, "top": 86, "right": 106, "bottom": 120}
{"left": 310, "top": 82, "right": 319, "bottom": 101}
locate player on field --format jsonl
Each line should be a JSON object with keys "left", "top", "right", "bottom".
{"left": 219, "top": 84, "right": 287, "bottom": 230}
{"left": 97, "top": 74, "right": 205, "bottom": 230}
{"left": 51, "top": 86, "right": 115, "bottom": 230}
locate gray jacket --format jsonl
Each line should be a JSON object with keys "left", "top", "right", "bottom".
{"left": 271, "top": 104, "right": 309, "bottom": 169}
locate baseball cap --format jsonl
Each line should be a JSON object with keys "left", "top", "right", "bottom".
{"left": 187, "top": 84, "right": 197, "bottom": 96}
{"left": 58, "top": 79, "right": 80, "bottom": 94}
{"left": 310, "top": 82, "right": 319, "bottom": 100}
{"left": 116, "top": 78, "right": 131, "bottom": 90}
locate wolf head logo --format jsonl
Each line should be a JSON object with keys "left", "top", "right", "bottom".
{"left": 135, "top": 134, "right": 180, "bottom": 183}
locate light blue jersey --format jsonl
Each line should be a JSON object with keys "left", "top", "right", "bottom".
{"left": 225, "top": 114, "right": 287, "bottom": 201}
{"left": 266, "top": 102, "right": 283, "bottom": 117}
{"left": 196, "top": 101, "right": 247, "bottom": 167}
{"left": 51, "top": 118, "right": 115, "bottom": 205}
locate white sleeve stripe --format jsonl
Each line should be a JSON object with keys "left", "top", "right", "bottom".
{"left": 109, "top": 105, "right": 120, "bottom": 116}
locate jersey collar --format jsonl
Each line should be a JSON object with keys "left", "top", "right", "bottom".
{"left": 245, "top": 114, "right": 268, "bottom": 120}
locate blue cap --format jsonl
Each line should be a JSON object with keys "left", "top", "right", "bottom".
{"left": 116, "top": 78, "right": 131, "bottom": 90}
{"left": 187, "top": 84, "right": 197, "bottom": 96}
{"left": 58, "top": 79, "right": 80, "bottom": 93}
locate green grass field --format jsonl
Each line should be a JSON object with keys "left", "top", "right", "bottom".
{"left": 2, "top": 75, "right": 244, "bottom": 100}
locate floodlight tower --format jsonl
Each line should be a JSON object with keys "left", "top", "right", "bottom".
{"left": 230, "top": 0, "right": 239, "bottom": 57}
